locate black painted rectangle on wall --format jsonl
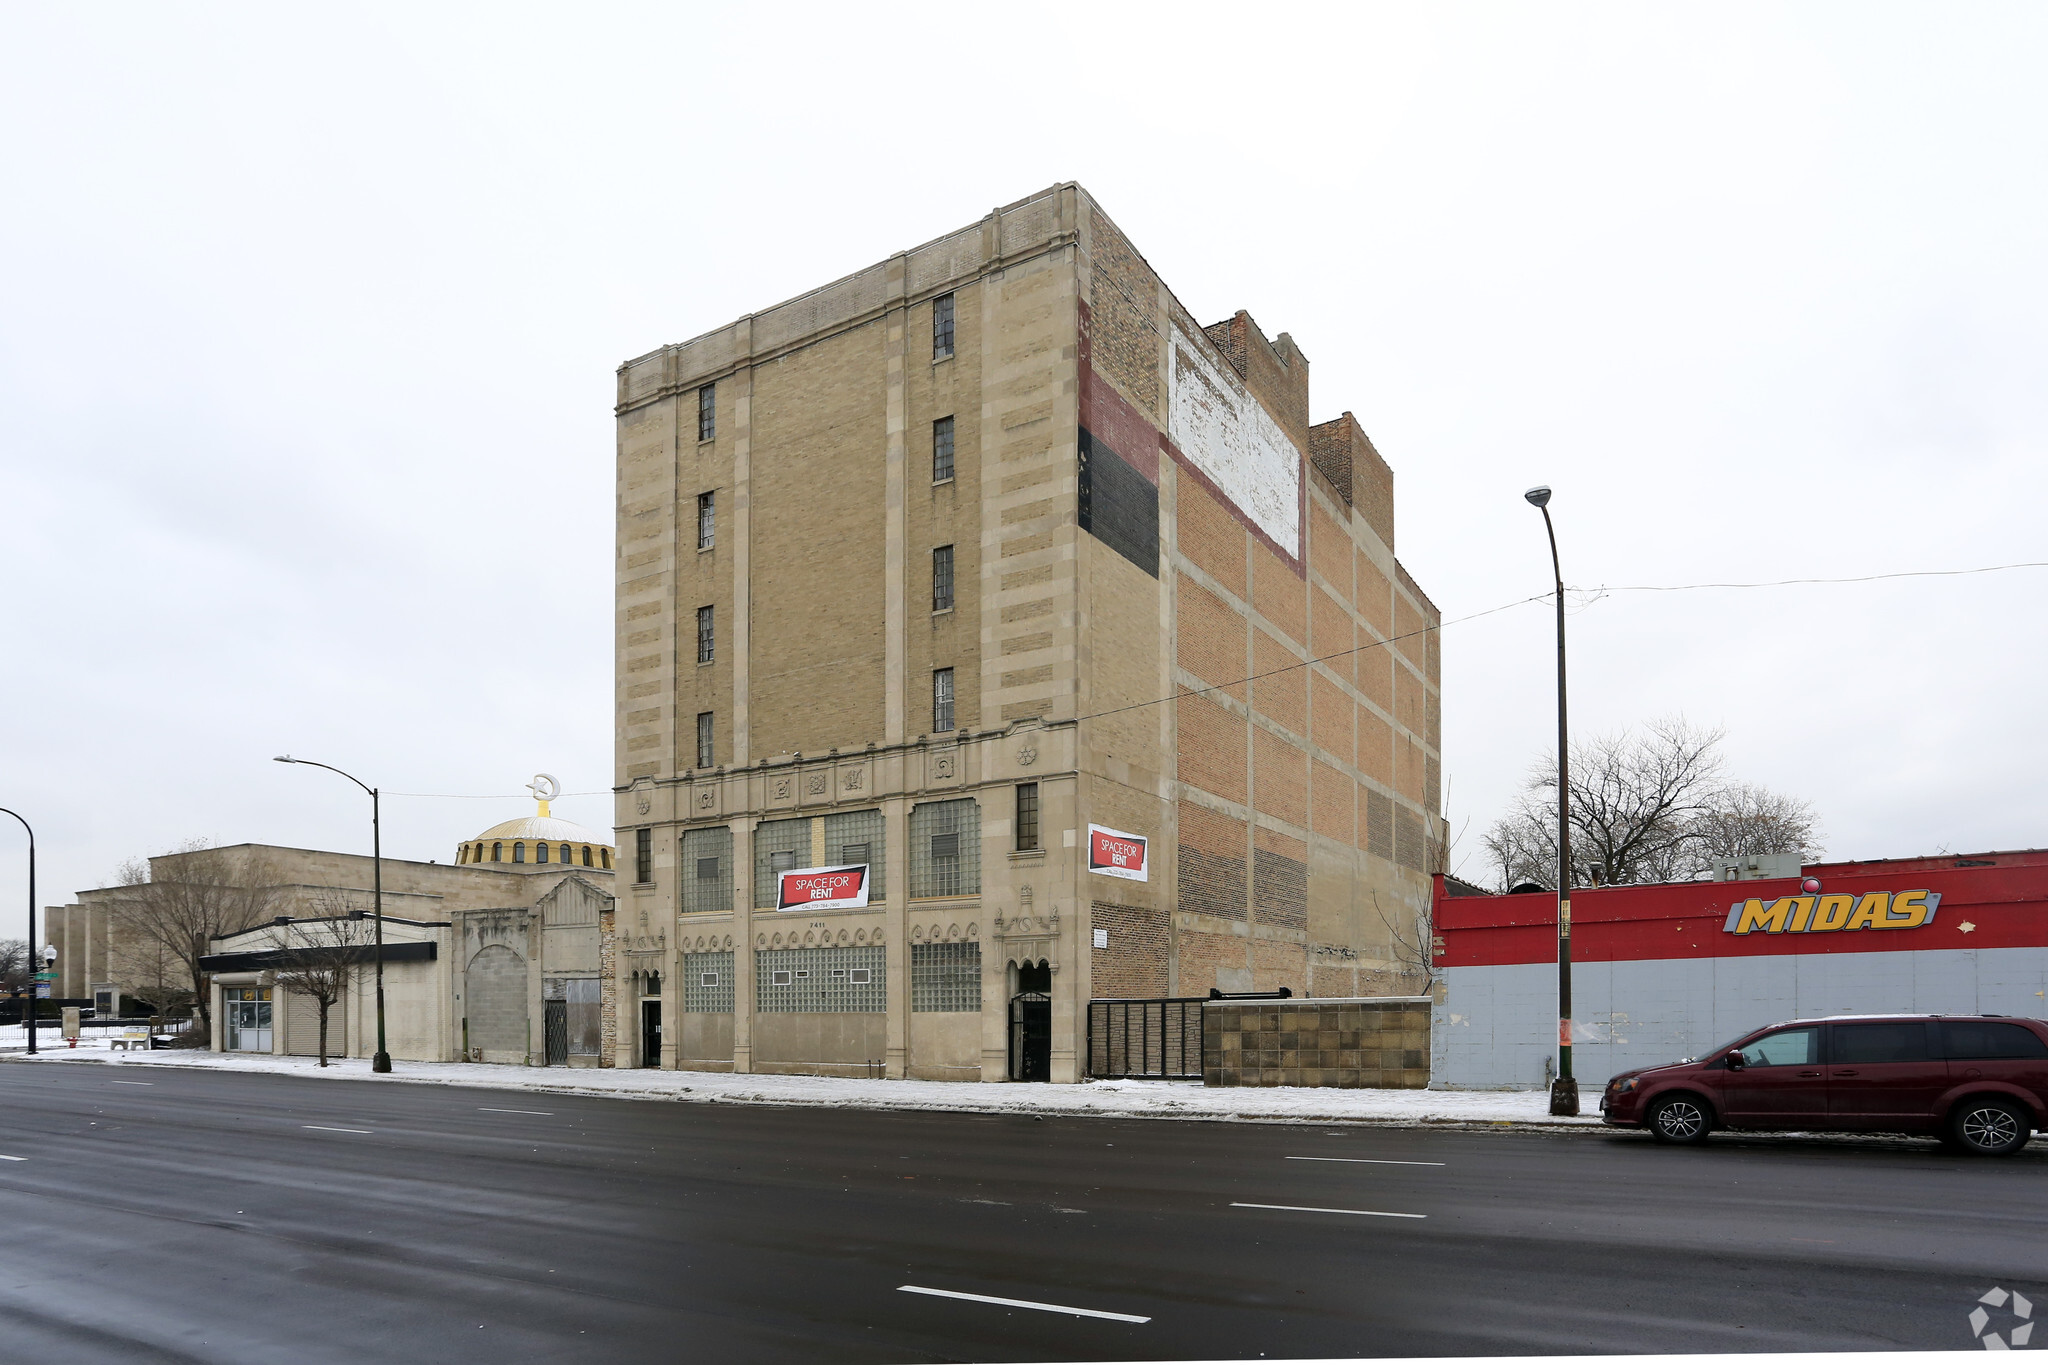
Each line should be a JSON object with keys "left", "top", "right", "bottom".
{"left": 1078, "top": 427, "right": 1159, "bottom": 578}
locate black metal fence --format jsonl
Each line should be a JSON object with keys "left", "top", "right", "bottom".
{"left": 1086, "top": 997, "right": 1205, "bottom": 1079}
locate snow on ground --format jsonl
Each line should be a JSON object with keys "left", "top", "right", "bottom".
{"left": 0, "top": 1044, "right": 1599, "bottom": 1128}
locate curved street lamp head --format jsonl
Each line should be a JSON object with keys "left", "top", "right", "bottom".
{"left": 273, "top": 755, "right": 295, "bottom": 764}
{"left": 1523, "top": 485, "right": 1552, "bottom": 509}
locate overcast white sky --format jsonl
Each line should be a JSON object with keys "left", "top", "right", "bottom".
{"left": 3, "top": 2, "right": 2044, "bottom": 920}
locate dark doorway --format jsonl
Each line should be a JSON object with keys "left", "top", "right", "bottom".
{"left": 1018, "top": 961, "right": 1050, "bottom": 993}
{"left": 1010, "top": 992, "right": 1051, "bottom": 1082}
{"left": 640, "top": 999, "right": 662, "bottom": 1069}
{"left": 543, "top": 999, "right": 568, "bottom": 1066}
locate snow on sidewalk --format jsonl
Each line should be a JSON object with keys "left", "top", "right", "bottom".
{"left": 1, "top": 1046, "right": 1600, "bottom": 1129}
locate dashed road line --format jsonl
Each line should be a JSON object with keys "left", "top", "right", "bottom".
{"left": 478, "top": 1108, "right": 554, "bottom": 1116}
{"left": 1232, "top": 1202, "right": 1425, "bottom": 1219}
{"left": 110, "top": 1081, "right": 154, "bottom": 1087}
{"left": 0, "top": 1154, "right": 25, "bottom": 1162}
{"left": 302, "top": 1125, "right": 373, "bottom": 1134}
{"left": 898, "top": 1285, "right": 1149, "bottom": 1323}
{"left": 1286, "top": 1155, "right": 1444, "bottom": 1167}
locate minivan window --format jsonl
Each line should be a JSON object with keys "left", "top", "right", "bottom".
{"left": 1832, "top": 1022, "right": 1929, "bottom": 1064}
{"left": 1738, "top": 1027, "right": 1819, "bottom": 1067}
{"left": 1943, "top": 1021, "right": 2048, "bottom": 1060}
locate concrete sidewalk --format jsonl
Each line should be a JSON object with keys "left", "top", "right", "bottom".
{"left": 1, "top": 1045, "right": 1602, "bottom": 1130}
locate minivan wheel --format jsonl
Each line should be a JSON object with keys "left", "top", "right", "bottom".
{"left": 1648, "top": 1094, "right": 1713, "bottom": 1144}
{"left": 1950, "top": 1098, "right": 2031, "bottom": 1157}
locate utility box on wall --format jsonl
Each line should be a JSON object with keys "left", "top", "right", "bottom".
{"left": 1203, "top": 996, "right": 1430, "bottom": 1088}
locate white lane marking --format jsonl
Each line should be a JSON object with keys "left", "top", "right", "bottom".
{"left": 478, "top": 1108, "right": 554, "bottom": 1116}
{"left": 0, "top": 1155, "right": 25, "bottom": 1162}
{"left": 302, "top": 1125, "right": 373, "bottom": 1134}
{"left": 1232, "top": 1202, "right": 1425, "bottom": 1219}
{"left": 110, "top": 1081, "right": 154, "bottom": 1086}
{"left": 898, "top": 1285, "right": 1150, "bottom": 1323}
{"left": 1286, "top": 1155, "right": 1444, "bottom": 1167}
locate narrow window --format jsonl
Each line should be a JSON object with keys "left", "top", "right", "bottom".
{"left": 932, "top": 416, "right": 955, "bottom": 482}
{"left": 932, "top": 667, "right": 954, "bottom": 732}
{"left": 582, "top": 845, "right": 593, "bottom": 867}
{"left": 602, "top": 848, "right": 612, "bottom": 869}
{"left": 1015, "top": 782, "right": 1040, "bottom": 852}
{"left": 697, "top": 492, "right": 715, "bottom": 550}
{"left": 697, "top": 606, "right": 715, "bottom": 664}
{"left": 696, "top": 711, "right": 714, "bottom": 768}
{"left": 491, "top": 841, "right": 502, "bottom": 862}
{"left": 932, "top": 293, "right": 955, "bottom": 359}
{"left": 513, "top": 842, "right": 526, "bottom": 864}
{"left": 932, "top": 545, "right": 954, "bottom": 612}
{"left": 537, "top": 842, "right": 550, "bottom": 865}
{"left": 698, "top": 383, "right": 716, "bottom": 441}
{"left": 635, "top": 828, "right": 653, "bottom": 883}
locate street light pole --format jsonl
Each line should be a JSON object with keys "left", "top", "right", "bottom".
{"left": 0, "top": 808, "right": 36, "bottom": 1056}
{"left": 1523, "top": 486, "right": 1578, "bottom": 1117}
{"left": 275, "top": 757, "right": 389, "bottom": 1073}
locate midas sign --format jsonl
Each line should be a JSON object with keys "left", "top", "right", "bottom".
{"left": 1723, "top": 889, "right": 1941, "bottom": 936}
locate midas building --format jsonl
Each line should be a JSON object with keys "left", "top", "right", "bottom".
{"left": 613, "top": 183, "right": 1443, "bottom": 1082}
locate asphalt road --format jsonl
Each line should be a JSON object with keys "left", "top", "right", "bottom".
{"left": 0, "top": 1064, "right": 2042, "bottom": 1362}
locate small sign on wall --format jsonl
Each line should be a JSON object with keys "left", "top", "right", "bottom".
{"left": 776, "top": 864, "right": 870, "bottom": 911}
{"left": 1087, "top": 824, "right": 1148, "bottom": 882}
{"left": 1093, "top": 928, "right": 1109, "bottom": 949}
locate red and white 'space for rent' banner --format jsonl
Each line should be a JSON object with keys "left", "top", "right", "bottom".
{"left": 1087, "top": 824, "right": 1148, "bottom": 882}
{"left": 776, "top": 864, "right": 870, "bottom": 911}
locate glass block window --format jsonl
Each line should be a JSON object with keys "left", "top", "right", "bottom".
{"left": 697, "top": 491, "right": 715, "bottom": 550}
{"left": 932, "top": 416, "right": 955, "bottom": 482}
{"left": 753, "top": 817, "right": 811, "bottom": 908}
{"left": 696, "top": 711, "right": 714, "bottom": 769}
{"left": 932, "top": 545, "right": 954, "bottom": 612}
{"left": 823, "top": 808, "right": 885, "bottom": 898}
{"left": 756, "top": 945, "right": 885, "bottom": 1013}
{"left": 684, "top": 951, "right": 734, "bottom": 1013}
{"left": 910, "top": 798, "right": 979, "bottom": 898}
{"left": 698, "top": 382, "right": 716, "bottom": 441}
{"left": 1015, "top": 782, "right": 1039, "bottom": 852}
{"left": 681, "top": 826, "right": 732, "bottom": 915}
{"left": 911, "top": 941, "right": 982, "bottom": 1013}
{"left": 697, "top": 606, "right": 715, "bottom": 664}
{"left": 634, "top": 827, "right": 653, "bottom": 884}
{"left": 932, "top": 667, "right": 954, "bottom": 732}
{"left": 932, "top": 293, "right": 955, "bottom": 359}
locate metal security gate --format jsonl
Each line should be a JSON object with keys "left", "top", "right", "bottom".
{"left": 1087, "top": 998, "right": 1204, "bottom": 1079}
{"left": 543, "top": 999, "right": 568, "bottom": 1066}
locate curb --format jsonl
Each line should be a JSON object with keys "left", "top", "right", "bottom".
{"left": 1, "top": 1053, "right": 1609, "bottom": 1133}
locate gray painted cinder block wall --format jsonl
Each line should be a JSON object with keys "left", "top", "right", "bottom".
{"left": 1434, "top": 945, "right": 2048, "bottom": 1090}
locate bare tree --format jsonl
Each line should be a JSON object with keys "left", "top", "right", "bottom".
{"left": 0, "top": 939, "right": 28, "bottom": 995}
{"left": 273, "top": 897, "right": 370, "bottom": 1067}
{"left": 1485, "top": 717, "right": 1822, "bottom": 889}
{"left": 106, "top": 841, "right": 274, "bottom": 1042}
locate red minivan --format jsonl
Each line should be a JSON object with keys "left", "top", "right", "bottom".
{"left": 1600, "top": 1014, "right": 2048, "bottom": 1155}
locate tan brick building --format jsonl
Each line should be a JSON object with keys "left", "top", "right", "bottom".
{"left": 613, "top": 184, "right": 1442, "bottom": 1082}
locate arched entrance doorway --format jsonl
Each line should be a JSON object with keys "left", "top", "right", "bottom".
{"left": 1009, "top": 959, "right": 1051, "bottom": 1081}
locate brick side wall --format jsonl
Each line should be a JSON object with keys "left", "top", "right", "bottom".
{"left": 1177, "top": 800, "right": 1247, "bottom": 923}
{"left": 1089, "top": 900, "right": 1170, "bottom": 997}
{"left": 1203, "top": 996, "right": 1429, "bottom": 1088}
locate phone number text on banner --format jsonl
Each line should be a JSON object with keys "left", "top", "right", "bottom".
{"left": 776, "top": 864, "right": 871, "bottom": 911}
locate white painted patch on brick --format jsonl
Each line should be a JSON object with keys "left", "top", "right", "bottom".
{"left": 1167, "top": 324, "right": 1300, "bottom": 558}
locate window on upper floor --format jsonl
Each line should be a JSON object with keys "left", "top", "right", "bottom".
{"left": 635, "top": 827, "right": 653, "bottom": 884}
{"left": 932, "top": 293, "right": 955, "bottom": 360}
{"left": 696, "top": 711, "right": 714, "bottom": 769}
{"left": 1015, "top": 783, "right": 1040, "bottom": 852}
{"left": 932, "top": 667, "right": 954, "bottom": 733}
{"left": 697, "top": 491, "right": 715, "bottom": 550}
{"left": 932, "top": 545, "right": 954, "bottom": 612}
{"left": 697, "top": 606, "right": 715, "bottom": 664}
{"left": 698, "top": 383, "right": 716, "bottom": 441}
{"left": 932, "top": 416, "right": 955, "bottom": 482}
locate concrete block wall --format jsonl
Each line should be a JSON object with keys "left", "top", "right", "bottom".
{"left": 1204, "top": 996, "right": 1431, "bottom": 1088}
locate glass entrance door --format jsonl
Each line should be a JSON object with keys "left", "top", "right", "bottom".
{"left": 224, "top": 987, "right": 273, "bottom": 1052}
